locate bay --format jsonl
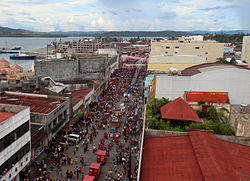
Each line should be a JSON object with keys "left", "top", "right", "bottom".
{"left": 0, "top": 37, "right": 92, "bottom": 71}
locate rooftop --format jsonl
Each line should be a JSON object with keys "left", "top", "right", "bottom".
{"left": 141, "top": 130, "right": 250, "bottom": 181}
{"left": 160, "top": 97, "right": 200, "bottom": 122}
{"left": 0, "top": 92, "right": 66, "bottom": 114}
{"left": 181, "top": 63, "right": 249, "bottom": 76}
{"left": 66, "top": 88, "right": 93, "bottom": 106}
{"left": 185, "top": 91, "right": 229, "bottom": 104}
{"left": 0, "top": 112, "right": 16, "bottom": 123}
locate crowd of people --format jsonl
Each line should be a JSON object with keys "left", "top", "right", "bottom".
{"left": 32, "top": 58, "right": 146, "bottom": 181}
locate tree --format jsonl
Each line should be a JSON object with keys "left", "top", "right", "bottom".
{"left": 230, "top": 57, "right": 237, "bottom": 64}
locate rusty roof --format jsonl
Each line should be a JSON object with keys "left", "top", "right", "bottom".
{"left": 0, "top": 112, "right": 16, "bottom": 123}
{"left": 67, "top": 88, "right": 93, "bottom": 106}
{"left": 0, "top": 92, "right": 66, "bottom": 114}
{"left": 141, "top": 130, "right": 250, "bottom": 181}
{"left": 181, "top": 63, "right": 249, "bottom": 76}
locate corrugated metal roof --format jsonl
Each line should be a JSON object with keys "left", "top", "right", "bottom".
{"left": 185, "top": 91, "right": 229, "bottom": 104}
{"left": 160, "top": 97, "right": 200, "bottom": 122}
{"left": 0, "top": 93, "right": 65, "bottom": 114}
{"left": 141, "top": 130, "right": 250, "bottom": 181}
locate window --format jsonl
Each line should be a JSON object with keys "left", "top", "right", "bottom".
{"left": 165, "top": 52, "right": 168, "bottom": 54}
{"left": 175, "top": 46, "right": 179, "bottom": 49}
{"left": 166, "top": 46, "right": 170, "bottom": 49}
{"left": 174, "top": 52, "right": 178, "bottom": 54}
{"left": 205, "top": 52, "right": 208, "bottom": 54}
{"left": 195, "top": 47, "right": 200, "bottom": 49}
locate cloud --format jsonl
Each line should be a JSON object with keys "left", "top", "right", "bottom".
{"left": 0, "top": 0, "right": 248, "bottom": 31}
{"left": 200, "top": 5, "right": 235, "bottom": 11}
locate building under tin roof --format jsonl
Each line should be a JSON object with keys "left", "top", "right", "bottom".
{"left": 141, "top": 130, "right": 250, "bottom": 181}
{"left": 0, "top": 91, "right": 66, "bottom": 114}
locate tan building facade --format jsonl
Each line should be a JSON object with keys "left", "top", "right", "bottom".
{"left": 241, "top": 36, "right": 250, "bottom": 66}
{"left": 151, "top": 38, "right": 224, "bottom": 63}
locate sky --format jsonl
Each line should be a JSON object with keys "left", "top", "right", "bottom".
{"left": 0, "top": 0, "right": 249, "bottom": 32}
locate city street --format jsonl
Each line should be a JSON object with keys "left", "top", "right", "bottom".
{"left": 33, "top": 59, "right": 146, "bottom": 181}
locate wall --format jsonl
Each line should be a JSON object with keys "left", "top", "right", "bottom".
{"left": 151, "top": 40, "right": 224, "bottom": 63}
{"left": 155, "top": 68, "right": 250, "bottom": 104}
{"left": 35, "top": 55, "right": 117, "bottom": 81}
{"left": 241, "top": 36, "right": 250, "bottom": 66}
{"left": 34, "top": 60, "right": 78, "bottom": 81}
{"left": 230, "top": 105, "right": 250, "bottom": 137}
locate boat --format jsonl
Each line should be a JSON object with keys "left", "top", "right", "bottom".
{"left": 10, "top": 53, "right": 36, "bottom": 60}
{"left": 0, "top": 47, "right": 22, "bottom": 54}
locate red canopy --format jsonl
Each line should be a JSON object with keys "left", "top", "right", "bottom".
{"left": 97, "top": 150, "right": 106, "bottom": 156}
{"left": 160, "top": 97, "right": 200, "bottom": 122}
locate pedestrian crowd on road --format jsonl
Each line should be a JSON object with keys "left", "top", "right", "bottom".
{"left": 32, "top": 58, "right": 146, "bottom": 181}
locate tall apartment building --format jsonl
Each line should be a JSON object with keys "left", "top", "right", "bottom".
{"left": 241, "top": 36, "right": 250, "bottom": 66}
{"left": 0, "top": 104, "right": 31, "bottom": 180}
{"left": 151, "top": 37, "right": 224, "bottom": 63}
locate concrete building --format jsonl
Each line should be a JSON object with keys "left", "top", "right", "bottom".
{"left": 230, "top": 104, "right": 250, "bottom": 137}
{"left": 34, "top": 54, "right": 119, "bottom": 81}
{"left": 72, "top": 40, "right": 110, "bottom": 53}
{"left": 0, "top": 92, "right": 71, "bottom": 144}
{"left": 241, "top": 36, "right": 250, "bottom": 66}
{"left": 151, "top": 38, "right": 224, "bottom": 63}
{"left": 0, "top": 104, "right": 31, "bottom": 180}
{"left": 148, "top": 54, "right": 206, "bottom": 72}
{"left": 149, "top": 63, "right": 250, "bottom": 104}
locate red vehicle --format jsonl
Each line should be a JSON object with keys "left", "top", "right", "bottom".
{"left": 83, "top": 175, "right": 95, "bottom": 181}
{"left": 97, "top": 150, "right": 107, "bottom": 164}
{"left": 89, "top": 162, "right": 101, "bottom": 179}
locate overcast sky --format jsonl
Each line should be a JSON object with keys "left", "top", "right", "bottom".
{"left": 0, "top": 0, "right": 249, "bottom": 32}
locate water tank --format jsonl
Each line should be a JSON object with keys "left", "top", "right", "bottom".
{"left": 169, "top": 67, "right": 179, "bottom": 75}
{"left": 240, "top": 104, "right": 248, "bottom": 114}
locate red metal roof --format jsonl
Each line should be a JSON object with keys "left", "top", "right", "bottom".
{"left": 185, "top": 91, "right": 229, "bottom": 104}
{"left": 69, "top": 88, "right": 93, "bottom": 106}
{"left": 141, "top": 130, "right": 250, "bottom": 181}
{"left": 0, "top": 112, "right": 16, "bottom": 123}
{"left": 160, "top": 97, "right": 200, "bottom": 122}
{"left": 89, "top": 162, "right": 101, "bottom": 169}
{"left": 0, "top": 92, "right": 66, "bottom": 114}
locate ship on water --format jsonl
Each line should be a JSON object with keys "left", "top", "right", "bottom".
{"left": 10, "top": 52, "right": 36, "bottom": 60}
{"left": 0, "top": 47, "right": 22, "bottom": 53}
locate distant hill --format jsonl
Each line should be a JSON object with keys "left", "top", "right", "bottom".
{"left": 0, "top": 26, "right": 249, "bottom": 37}
{"left": 0, "top": 26, "right": 193, "bottom": 37}
{"left": 188, "top": 30, "right": 250, "bottom": 35}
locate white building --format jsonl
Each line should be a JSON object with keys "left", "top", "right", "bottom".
{"left": 0, "top": 104, "right": 31, "bottom": 180}
{"left": 241, "top": 36, "right": 250, "bottom": 66}
{"left": 153, "top": 63, "right": 250, "bottom": 104}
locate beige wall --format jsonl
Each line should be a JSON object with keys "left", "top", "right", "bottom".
{"left": 151, "top": 40, "right": 224, "bottom": 63}
{"left": 241, "top": 36, "right": 250, "bottom": 66}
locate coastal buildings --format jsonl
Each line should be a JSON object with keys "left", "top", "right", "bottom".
{"left": 0, "top": 104, "right": 31, "bottom": 180}
{"left": 241, "top": 36, "right": 250, "bottom": 66}
{"left": 150, "top": 37, "right": 224, "bottom": 63}
{"left": 71, "top": 39, "right": 111, "bottom": 53}
{"left": 0, "top": 58, "right": 23, "bottom": 75}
